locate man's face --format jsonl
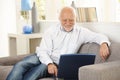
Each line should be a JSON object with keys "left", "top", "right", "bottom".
{"left": 59, "top": 9, "right": 76, "bottom": 32}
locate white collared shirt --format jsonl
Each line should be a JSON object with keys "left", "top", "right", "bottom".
{"left": 36, "top": 23, "right": 110, "bottom": 65}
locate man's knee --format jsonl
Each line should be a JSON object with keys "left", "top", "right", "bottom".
{"left": 14, "top": 61, "right": 25, "bottom": 69}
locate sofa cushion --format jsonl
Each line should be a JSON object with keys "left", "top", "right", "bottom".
{"left": 0, "top": 54, "right": 31, "bottom": 66}
{"left": 79, "top": 60, "right": 120, "bottom": 80}
{"left": 79, "top": 41, "right": 120, "bottom": 64}
{"left": 78, "top": 43, "right": 101, "bottom": 64}
{"left": 0, "top": 66, "right": 13, "bottom": 80}
{"left": 94, "top": 41, "right": 120, "bottom": 64}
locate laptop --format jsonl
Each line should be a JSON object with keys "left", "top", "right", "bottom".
{"left": 57, "top": 53, "right": 96, "bottom": 80}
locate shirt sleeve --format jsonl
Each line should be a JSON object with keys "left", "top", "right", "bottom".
{"left": 81, "top": 28, "right": 111, "bottom": 46}
{"left": 36, "top": 30, "right": 53, "bottom": 65}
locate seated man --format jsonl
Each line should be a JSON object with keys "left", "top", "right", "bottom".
{"left": 6, "top": 6, "right": 110, "bottom": 80}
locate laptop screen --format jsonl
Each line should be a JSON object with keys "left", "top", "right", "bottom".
{"left": 57, "top": 53, "right": 96, "bottom": 80}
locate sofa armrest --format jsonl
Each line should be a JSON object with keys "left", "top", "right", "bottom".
{"left": 0, "top": 54, "right": 31, "bottom": 66}
{"left": 79, "top": 60, "right": 120, "bottom": 80}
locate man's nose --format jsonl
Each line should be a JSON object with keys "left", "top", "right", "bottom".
{"left": 65, "top": 20, "right": 71, "bottom": 24}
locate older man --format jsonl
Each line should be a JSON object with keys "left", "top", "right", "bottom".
{"left": 7, "top": 6, "right": 110, "bottom": 80}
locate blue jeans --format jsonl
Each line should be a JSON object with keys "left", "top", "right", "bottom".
{"left": 6, "top": 54, "right": 52, "bottom": 80}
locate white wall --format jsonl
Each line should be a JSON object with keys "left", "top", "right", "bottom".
{"left": 0, "top": 0, "right": 16, "bottom": 57}
{"left": 45, "top": 0, "right": 62, "bottom": 20}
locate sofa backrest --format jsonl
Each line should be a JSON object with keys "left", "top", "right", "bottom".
{"left": 78, "top": 42, "right": 120, "bottom": 64}
{"left": 107, "top": 41, "right": 120, "bottom": 62}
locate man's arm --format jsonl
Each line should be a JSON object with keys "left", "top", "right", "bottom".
{"left": 36, "top": 30, "right": 53, "bottom": 65}
{"left": 36, "top": 29, "right": 58, "bottom": 75}
{"left": 81, "top": 28, "right": 111, "bottom": 60}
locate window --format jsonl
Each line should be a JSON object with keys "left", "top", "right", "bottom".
{"left": 21, "top": 11, "right": 29, "bottom": 20}
{"left": 76, "top": 7, "right": 97, "bottom": 22}
{"left": 21, "top": 0, "right": 46, "bottom": 22}
{"left": 35, "top": 0, "right": 45, "bottom": 20}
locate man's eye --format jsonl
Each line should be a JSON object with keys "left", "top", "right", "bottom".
{"left": 70, "top": 20, "right": 73, "bottom": 22}
{"left": 62, "top": 19, "right": 74, "bottom": 22}
{"left": 63, "top": 20, "right": 67, "bottom": 22}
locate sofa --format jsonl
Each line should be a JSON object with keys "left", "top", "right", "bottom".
{"left": 0, "top": 40, "right": 120, "bottom": 80}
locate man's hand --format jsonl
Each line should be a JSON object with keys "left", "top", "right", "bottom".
{"left": 100, "top": 42, "right": 110, "bottom": 61}
{"left": 47, "top": 63, "right": 58, "bottom": 76}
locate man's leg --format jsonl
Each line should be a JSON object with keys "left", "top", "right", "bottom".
{"left": 6, "top": 54, "right": 47, "bottom": 80}
{"left": 23, "top": 63, "right": 48, "bottom": 80}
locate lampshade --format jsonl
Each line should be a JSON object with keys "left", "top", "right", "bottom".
{"left": 21, "top": 0, "right": 32, "bottom": 11}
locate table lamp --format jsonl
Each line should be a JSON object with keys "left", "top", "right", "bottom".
{"left": 21, "top": 0, "right": 32, "bottom": 11}
{"left": 21, "top": 0, "right": 33, "bottom": 34}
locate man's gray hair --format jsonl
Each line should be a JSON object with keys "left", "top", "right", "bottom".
{"left": 58, "top": 6, "right": 77, "bottom": 18}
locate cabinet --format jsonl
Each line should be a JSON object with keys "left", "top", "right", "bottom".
{"left": 8, "top": 33, "right": 43, "bottom": 56}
